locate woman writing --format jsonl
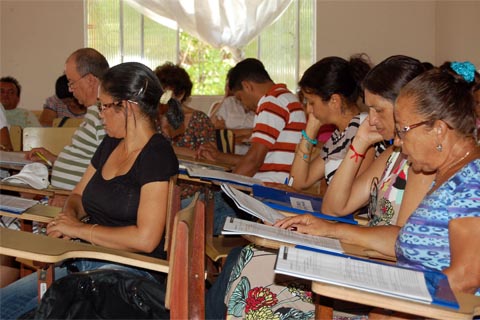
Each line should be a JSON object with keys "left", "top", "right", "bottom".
{"left": 0, "top": 62, "right": 179, "bottom": 319}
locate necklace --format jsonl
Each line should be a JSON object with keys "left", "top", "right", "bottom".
{"left": 434, "top": 150, "right": 471, "bottom": 188}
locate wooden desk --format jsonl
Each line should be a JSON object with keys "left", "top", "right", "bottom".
{"left": 0, "top": 204, "right": 60, "bottom": 224}
{"left": 311, "top": 281, "right": 480, "bottom": 320}
{"left": 0, "top": 228, "right": 169, "bottom": 273}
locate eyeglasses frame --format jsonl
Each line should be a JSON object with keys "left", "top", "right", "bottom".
{"left": 395, "top": 120, "right": 433, "bottom": 140}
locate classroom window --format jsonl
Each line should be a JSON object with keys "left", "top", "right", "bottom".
{"left": 86, "top": 0, "right": 315, "bottom": 95}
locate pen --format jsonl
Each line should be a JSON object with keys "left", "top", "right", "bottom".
{"left": 35, "top": 151, "right": 53, "bottom": 167}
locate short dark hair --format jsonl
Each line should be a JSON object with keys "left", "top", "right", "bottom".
{"left": 154, "top": 62, "right": 193, "bottom": 103}
{"left": 69, "top": 48, "right": 109, "bottom": 79}
{"left": 227, "top": 58, "right": 272, "bottom": 92}
{"left": 299, "top": 54, "right": 371, "bottom": 104}
{"left": 0, "top": 76, "right": 21, "bottom": 97}
{"left": 399, "top": 62, "right": 477, "bottom": 138}
{"left": 363, "top": 55, "right": 426, "bottom": 103}
{"left": 101, "top": 62, "right": 163, "bottom": 125}
{"left": 55, "top": 75, "right": 73, "bottom": 99}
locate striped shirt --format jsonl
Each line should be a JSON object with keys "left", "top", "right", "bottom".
{"left": 51, "top": 105, "right": 105, "bottom": 190}
{"left": 252, "top": 84, "right": 306, "bottom": 183}
{"left": 321, "top": 113, "right": 367, "bottom": 184}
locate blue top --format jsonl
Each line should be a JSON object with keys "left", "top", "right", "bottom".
{"left": 395, "top": 159, "right": 480, "bottom": 294}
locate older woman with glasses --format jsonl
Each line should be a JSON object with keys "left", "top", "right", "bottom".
{"left": 0, "top": 62, "right": 178, "bottom": 319}
{"left": 279, "top": 61, "right": 480, "bottom": 301}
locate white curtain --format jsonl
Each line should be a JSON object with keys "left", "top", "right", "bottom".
{"left": 125, "top": 0, "right": 293, "bottom": 60}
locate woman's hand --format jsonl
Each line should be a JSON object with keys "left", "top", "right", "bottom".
{"left": 355, "top": 116, "right": 384, "bottom": 148}
{"left": 25, "top": 147, "right": 57, "bottom": 164}
{"left": 46, "top": 213, "right": 84, "bottom": 240}
{"left": 274, "top": 214, "right": 337, "bottom": 238}
{"left": 196, "top": 141, "right": 220, "bottom": 161}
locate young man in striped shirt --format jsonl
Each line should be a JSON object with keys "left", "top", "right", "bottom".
{"left": 197, "top": 58, "right": 306, "bottom": 234}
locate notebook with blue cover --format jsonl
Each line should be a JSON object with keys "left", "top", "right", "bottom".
{"left": 276, "top": 245, "right": 459, "bottom": 310}
{"left": 252, "top": 184, "right": 357, "bottom": 225}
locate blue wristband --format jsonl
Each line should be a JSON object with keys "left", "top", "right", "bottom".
{"left": 301, "top": 130, "right": 317, "bottom": 145}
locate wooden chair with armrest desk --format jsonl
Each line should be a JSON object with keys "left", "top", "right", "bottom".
{"left": 243, "top": 234, "right": 480, "bottom": 320}
{"left": 175, "top": 154, "right": 250, "bottom": 281}
{"left": 0, "top": 192, "right": 206, "bottom": 319}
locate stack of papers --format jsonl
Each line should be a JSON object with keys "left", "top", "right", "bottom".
{"left": 221, "top": 183, "right": 285, "bottom": 224}
{"left": 186, "top": 166, "right": 263, "bottom": 187}
{"left": 222, "top": 217, "right": 344, "bottom": 253}
{"left": 0, "top": 194, "right": 39, "bottom": 214}
{"left": 0, "top": 151, "right": 32, "bottom": 166}
{"left": 274, "top": 246, "right": 458, "bottom": 309}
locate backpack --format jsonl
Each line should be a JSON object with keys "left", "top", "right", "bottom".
{"left": 34, "top": 269, "right": 169, "bottom": 319}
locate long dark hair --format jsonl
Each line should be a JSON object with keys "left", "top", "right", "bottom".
{"left": 299, "top": 54, "right": 371, "bottom": 104}
{"left": 363, "top": 55, "right": 426, "bottom": 103}
{"left": 101, "top": 62, "right": 162, "bottom": 126}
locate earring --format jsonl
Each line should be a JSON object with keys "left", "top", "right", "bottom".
{"left": 436, "top": 144, "right": 443, "bottom": 152}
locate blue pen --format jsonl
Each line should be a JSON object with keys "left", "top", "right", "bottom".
{"left": 284, "top": 177, "right": 289, "bottom": 185}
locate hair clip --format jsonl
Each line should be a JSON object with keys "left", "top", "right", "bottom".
{"left": 450, "top": 61, "right": 476, "bottom": 83}
{"left": 160, "top": 89, "right": 173, "bottom": 104}
{"left": 135, "top": 79, "right": 148, "bottom": 97}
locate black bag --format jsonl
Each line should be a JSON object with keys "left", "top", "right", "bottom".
{"left": 34, "top": 269, "right": 169, "bottom": 319}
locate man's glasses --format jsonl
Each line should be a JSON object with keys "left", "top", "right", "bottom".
{"left": 96, "top": 100, "right": 122, "bottom": 112}
{"left": 67, "top": 73, "right": 89, "bottom": 89}
{"left": 395, "top": 120, "right": 432, "bottom": 140}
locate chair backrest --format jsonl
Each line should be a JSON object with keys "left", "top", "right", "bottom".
{"left": 164, "top": 175, "right": 181, "bottom": 257}
{"left": 165, "top": 192, "right": 205, "bottom": 319}
{"left": 215, "top": 129, "right": 235, "bottom": 154}
{"left": 52, "top": 117, "right": 84, "bottom": 128}
{"left": 22, "top": 127, "right": 77, "bottom": 155}
{"left": 9, "top": 125, "right": 22, "bottom": 151}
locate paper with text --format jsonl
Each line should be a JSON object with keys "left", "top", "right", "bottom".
{"left": 221, "top": 183, "right": 285, "bottom": 224}
{"left": 222, "top": 218, "right": 344, "bottom": 253}
{"left": 275, "top": 246, "right": 432, "bottom": 304}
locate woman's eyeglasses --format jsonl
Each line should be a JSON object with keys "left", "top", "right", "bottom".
{"left": 96, "top": 100, "right": 122, "bottom": 112}
{"left": 395, "top": 120, "right": 432, "bottom": 140}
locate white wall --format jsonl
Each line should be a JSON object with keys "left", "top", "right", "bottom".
{"left": 1, "top": 1, "right": 479, "bottom": 111}
{"left": 315, "top": 1, "right": 436, "bottom": 65}
{"left": 0, "top": 0, "right": 84, "bottom": 110}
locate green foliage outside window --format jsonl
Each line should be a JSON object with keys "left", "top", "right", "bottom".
{"left": 87, "top": 0, "right": 314, "bottom": 95}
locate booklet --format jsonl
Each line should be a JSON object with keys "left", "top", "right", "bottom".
{"left": 222, "top": 217, "right": 344, "bottom": 254}
{"left": 222, "top": 183, "right": 356, "bottom": 225}
{"left": 0, "top": 194, "right": 39, "bottom": 214}
{"left": 221, "top": 183, "right": 285, "bottom": 224}
{"left": 186, "top": 166, "right": 263, "bottom": 187}
{"left": 274, "top": 246, "right": 459, "bottom": 309}
{"left": 252, "top": 184, "right": 357, "bottom": 225}
{"left": 178, "top": 159, "right": 227, "bottom": 175}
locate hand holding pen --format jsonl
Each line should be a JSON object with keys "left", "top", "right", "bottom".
{"left": 25, "top": 147, "right": 57, "bottom": 167}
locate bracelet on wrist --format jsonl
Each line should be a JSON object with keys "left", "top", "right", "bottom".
{"left": 301, "top": 130, "right": 317, "bottom": 145}
{"left": 349, "top": 143, "right": 365, "bottom": 163}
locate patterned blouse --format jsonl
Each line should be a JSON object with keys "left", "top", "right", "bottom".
{"left": 368, "top": 149, "right": 409, "bottom": 226}
{"left": 396, "top": 159, "right": 480, "bottom": 295}
{"left": 172, "top": 110, "right": 215, "bottom": 199}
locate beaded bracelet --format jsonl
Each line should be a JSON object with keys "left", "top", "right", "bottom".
{"left": 301, "top": 130, "right": 317, "bottom": 145}
{"left": 349, "top": 144, "right": 365, "bottom": 163}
